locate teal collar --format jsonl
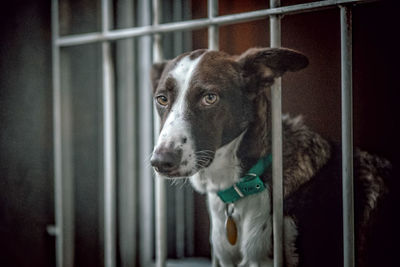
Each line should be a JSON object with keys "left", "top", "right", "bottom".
{"left": 217, "top": 154, "right": 272, "bottom": 203}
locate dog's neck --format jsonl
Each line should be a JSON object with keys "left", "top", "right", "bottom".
{"left": 237, "top": 89, "right": 272, "bottom": 172}
{"left": 190, "top": 131, "right": 245, "bottom": 193}
{"left": 190, "top": 114, "right": 331, "bottom": 197}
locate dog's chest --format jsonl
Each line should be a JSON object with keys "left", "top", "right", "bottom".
{"left": 207, "top": 189, "right": 273, "bottom": 264}
{"left": 189, "top": 133, "right": 275, "bottom": 264}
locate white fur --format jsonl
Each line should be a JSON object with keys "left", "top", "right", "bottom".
{"left": 190, "top": 131, "right": 245, "bottom": 193}
{"left": 154, "top": 55, "right": 203, "bottom": 177}
{"left": 190, "top": 134, "right": 298, "bottom": 267}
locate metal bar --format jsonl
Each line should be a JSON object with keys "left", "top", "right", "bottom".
{"left": 185, "top": 188, "right": 195, "bottom": 257}
{"left": 175, "top": 189, "right": 185, "bottom": 258}
{"left": 61, "top": 54, "right": 75, "bottom": 267}
{"left": 270, "top": 0, "right": 283, "bottom": 267}
{"left": 155, "top": 174, "right": 167, "bottom": 267}
{"left": 153, "top": 0, "right": 164, "bottom": 63}
{"left": 102, "top": 0, "right": 116, "bottom": 267}
{"left": 116, "top": 0, "right": 137, "bottom": 266}
{"left": 172, "top": 0, "right": 186, "bottom": 259}
{"left": 208, "top": 2, "right": 219, "bottom": 264}
{"left": 55, "top": 0, "right": 374, "bottom": 47}
{"left": 52, "top": 1, "right": 75, "bottom": 267}
{"left": 103, "top": 35, "right": 117, "bottom": 267}
{"left": 208, "top": 0, "right": 219, "bottom": 50}
{"left": 51, "top": 1, "right": 64, "bottom": 266}
{"left": 340, "top": 5, "right": 354, "bottom": 267}
{"left": 137, "top": 0, "right": 155, "bottom": 265}
{"left": 153, "top": 0, "right": 167, "bottom": 266}
{"left": 181, "top": 1, "right": 195, "bottom": 257}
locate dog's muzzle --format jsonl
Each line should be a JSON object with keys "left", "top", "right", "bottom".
{"left": 150, "top": 145, "right": 183, "bottom": 176}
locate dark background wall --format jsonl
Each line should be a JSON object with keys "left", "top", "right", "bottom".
{"left": 0, "top": 1, "right": 55, "bottom": 266}
{"left": 0, "top": 0, "right": 398, "bottom": 266}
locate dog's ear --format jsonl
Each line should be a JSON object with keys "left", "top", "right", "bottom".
{"left": 237, "top": 47, "right": 309, "bottom": 90}
{"left": 151, "top": 61, "right": 169, "bottom": 94}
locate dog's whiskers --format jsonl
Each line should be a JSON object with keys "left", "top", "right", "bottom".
{"left": 195, "top": 151, "right": 215, "bottom": 156}
{"left": 143, "top": 151, "right": 155, "bottom": 168}
{"left": 197, "top": 156, "right": 212, "bottom": 161}
{"left": 167, "top": 176, "right": 190, "bottom": 188}
{"left": 194, "top": 150, "right": 216, "bottom": 172}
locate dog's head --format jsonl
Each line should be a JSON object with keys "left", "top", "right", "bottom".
{"left": 150, "top": 47, "right": 308, "bottom": 178}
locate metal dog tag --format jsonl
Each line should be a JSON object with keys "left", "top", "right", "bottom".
{"left": 225, "top": 204, "right": 237, "bottom": 245}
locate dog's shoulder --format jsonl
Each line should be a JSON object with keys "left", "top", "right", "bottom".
{"left": 279, "top": 115, "right": 331, "bottom": 196}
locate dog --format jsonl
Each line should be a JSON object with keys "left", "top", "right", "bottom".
{"left": 149, "top": 48, "right": 392, "bottom": 267}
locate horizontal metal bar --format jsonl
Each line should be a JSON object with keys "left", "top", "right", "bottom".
{"left": 57, "top": 0, "right": 375, "bottom": 47}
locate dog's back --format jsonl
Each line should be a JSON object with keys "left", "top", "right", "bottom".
{"left": 285, "top": 142, "right": 392, "bottom": 267}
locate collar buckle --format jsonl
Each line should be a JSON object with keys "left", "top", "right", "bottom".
{"left": 216, "top": 154, "right": 272, "bottom": 204}
{"left": 233, "top": 184, "right": 245, "bottom": 198}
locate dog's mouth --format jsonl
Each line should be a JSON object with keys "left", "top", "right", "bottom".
{"left": 153, "top": 153, "right": 214, "bottom": 178}
{"left": 154, "top": 167, "right": 188, "bottom": 178}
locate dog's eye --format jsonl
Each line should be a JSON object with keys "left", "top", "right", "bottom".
{"left": 202, "top": 93, "right": 219, "bottom": 106}
{"left": 156, "top": 95, "right": 169, "bottom": 106}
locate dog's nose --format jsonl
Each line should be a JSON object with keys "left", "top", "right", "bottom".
{"left": 151, "top": 146, "right": 182, "bottom": 174}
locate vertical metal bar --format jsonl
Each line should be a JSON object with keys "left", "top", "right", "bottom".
{"left": 103, "top": 32, "right": 117, "bottom": 267}
{"left": 182, "top": 1, "right": 195, "bottom": 257}
{"left": 270, "top": 1, "right": 283, "bottom": 267}
{"left": 175, "top": 188, "right": 185, "bottom": 259}
{"left": 184, "top": 188, "right": 194, "bottom": 257}
{"left": 153, "top": 0, "right": 164, "bottom": 62}
{"left": 173, "top": 0, "right": 184, "bottom": 56}
{"left": 137, "top": 0, "right": 154, "bottom": 265}
{"left": 340, "top": 5, "right": 354, "bottom": 267}
{"left": 52, "top": 1, "right": 75, "bottom": 266}
{"left": 51, "top": 1, "right": 64, "bottom": 266}
{"left": 102, "top": 0, "right": 116, "bottom": 267}
{"left": 172, "top": 0, "right": 186, "bottom": 259}
{"left": 208, "top": 0, "right": 219, "bottom": 50}
{"left": 153, "top": 1, "right": 167, "bottom": 266}
{"left": 154, "top": 146, "right": 167, "bottom": 267}
{"left": 116, "top": 0, "right": 137, "bottom": 266}
{"left": 208, "top": 2, "right": 219, "bottom": 265}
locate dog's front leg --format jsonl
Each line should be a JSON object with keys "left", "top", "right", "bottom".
{"left": 211, "top": 253, "right": 219, "bottom": 267}
{"left": 215, "top": 261, "right": 235, "bottom": 267}
{"left": 238, "top": 260, "right": 273, "bottom": 267}
{"left": 212, "top": 251, "right": 236, "bottom": 267}
{"left": 238, "top": 259, "right": 273, "bottom": 267}
{"left": 211, "top": 246, "right": 237, "bottom": 267}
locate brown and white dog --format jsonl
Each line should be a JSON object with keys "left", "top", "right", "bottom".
{"left": 150, "top": 48, "right": 391, "bottom": 267}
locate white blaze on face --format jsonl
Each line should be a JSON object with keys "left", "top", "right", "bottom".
{"left": 155, "top": 54, "right": 203, "bottom": 176}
